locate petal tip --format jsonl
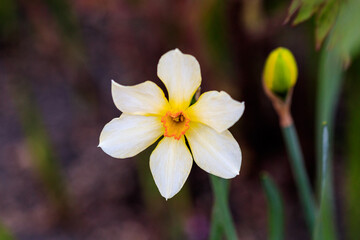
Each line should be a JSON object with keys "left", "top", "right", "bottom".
{"left": 111, "top": 79, "right": 118, "bottom": 86}
{"left": 161, "top": 192, "right": 172, "bottom": 200}
{"left": 111, "top": 79, "right": 119, "bottom": 86}
{"left": 232, "top": 167, "right": 241, "bottom": 177}
{"left": 236, "top": 101, "right": 245, "bottom": 119}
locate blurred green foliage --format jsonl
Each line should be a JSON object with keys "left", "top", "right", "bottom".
{"left": 0, "top": 0, "right": 84, "bottom": 62}
{"left": 315, "top": 0, "right": 360, "bottom": 237}
{"left": 201, "top": 0, "right": 232, "bottom": 73}
{"left": 287, "top": 0, "right": 360, "bottom": 62}
{"left": 314, "top": 124, "right": 336, "bottom": 240}
{"left": 316, "top": 45, "right": 342, "bottom": 189}
{"left": 285, "top": 0, "right": 360, "bottom": 239}
{"left": 0, "top": 222, "right": 15, "bottom": 240}
{"left": 287, "top": 0, "right": 325, "bottom": 25}
{"left": 328, "top": 0, "right": 360, "bottom": 62}
{"left": 314, "top": 0, "right": 339, "bottom": 49}
{"left": 42, "top": 0, "right": 86, "bottom": 64}
{"left": 0, "top": 0, "right": 18, "bottom": 40}
{"left": 43, "top": 0, "right": 79, "bottom": 39}
{"left": 286, "top": 0, "right": 339, "bottom": 49}
{"left": 11, "top": 81, "right": 69, "bottom": 217}
{"left": 345, "top": 60, "right": 360, "bottom": 240}
{"left": 261, "top": 173, "right": 284, "bottom": 240}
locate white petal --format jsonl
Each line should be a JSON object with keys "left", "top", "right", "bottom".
{"left": 150, "top": 136, "right": 193, "bottom": 199}
{"left": 99, "top": 114, "right": 163, "bottom": 158}
{"left": 111, "top": 80, "right": 170, "bottom": 116}
{"left": 186, "top": 91, "right": 244, "bottom": 133}
{"left": 185, "top": 122, "right": 241, "bottom": 179}
{"left": 157, "top": 49, "right": 201, "bottom": 110}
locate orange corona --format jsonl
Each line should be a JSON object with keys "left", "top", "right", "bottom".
{"left": 161, "top": 111, "right": 190, "bottom": 140}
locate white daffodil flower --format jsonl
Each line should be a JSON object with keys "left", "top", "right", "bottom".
{"left": 99, "top": 49, "right": 245, "bottom": 199}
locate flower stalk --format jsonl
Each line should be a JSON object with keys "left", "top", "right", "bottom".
{"left": 209, "top": 176, "right": 238, "bottom": 240}
{"left": 265, "top": 80, "right": 316, "bottom": 233}
{"left": 281, "top": 124, "right": 316, "bottom": 232}
{"left": 263, "top": 47, "right": 316, "bottom": 233}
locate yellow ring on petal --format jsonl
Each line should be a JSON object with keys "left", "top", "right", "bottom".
{"left": 161, "top": 111, "right": 190, "bottom": 140}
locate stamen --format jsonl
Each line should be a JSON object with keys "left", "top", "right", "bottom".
{"left": 161, "top": 111, "right": 190, "bottom": 140}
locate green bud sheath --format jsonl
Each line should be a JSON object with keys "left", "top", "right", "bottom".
{"left": 263, "top": 47, "right": 298, "bottom": 95}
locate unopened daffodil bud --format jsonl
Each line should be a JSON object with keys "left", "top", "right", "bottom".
{"left": 263, "top": 47, "right": 298, "bottom": 98}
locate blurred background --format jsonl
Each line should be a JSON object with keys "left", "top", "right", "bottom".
{"left": 0, "top": 0, "right": 356, "bottom": 239}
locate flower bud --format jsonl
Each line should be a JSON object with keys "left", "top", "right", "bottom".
{"left": 263, "top": 47, "right": 298, "bottom": 97}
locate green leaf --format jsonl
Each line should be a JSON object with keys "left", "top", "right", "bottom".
{"left": 294, "top": 0, "right": 325, "bottom": 25}
{"left": 315, "top": 44, "right": 343, "bottom": 191}
{"left": 314, "top": 44, "right": 342, "bottom": 240}
{"left": 285, "top": 0, "right": 303, "bottom": 23}
{"left": 313, "top": 124, "right": 337, "bottom": 240}
{"left": 285, "top": 0, "right": 340, "bottom": 49}
{"left": 261, "top": 173, "right": 285, "bottom": 240}
{"left": 328, "top": 0, "right": 360, "bottom": 63}
{"left": 315, "top": 0, "right": 340, "bottom": 49}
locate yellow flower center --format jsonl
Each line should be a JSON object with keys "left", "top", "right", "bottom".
{"left": 161, "top": 111, "right": 190, "bottom": 140}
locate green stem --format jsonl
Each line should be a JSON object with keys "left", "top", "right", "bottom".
{"left": 209, "top": 203, "right": 223, "bottom": 240}
{"left": 209, "top": 175, "right": 238, "bottom": 240}
{"left": 282, "top": 125, "right": 316, "bottom": 233}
